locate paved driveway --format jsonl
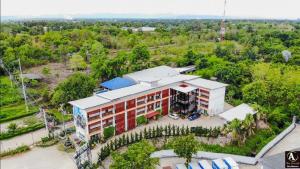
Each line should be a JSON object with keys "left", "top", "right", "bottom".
{"left": 91, "top": 115, "right": 226, "bottom": 162}
{"left": 1, "top": 146, "right": 76, "bottom": 169}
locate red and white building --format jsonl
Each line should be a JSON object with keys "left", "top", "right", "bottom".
{"left": 69, "top": 66, "right": 227, "bottom": 141}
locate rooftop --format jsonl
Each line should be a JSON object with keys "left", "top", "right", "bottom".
{"left": 69, "top": 66, "right": 228, "bottom": 110}
{"left": 219, "top": 103, "right": 256, "bottom": 122}
{"left": 124, "top": 65, "right": 179, "bottom": 83}
{"left": 100, "top": 77, "right": 136, "bottom": 90}
{"left": 186, "top": 78, "right": 227, "bottom": 90}
{"left": 97, "top": 83, "right": 152, "bottom": 100}
{"left": 69, "top": 95, "right": 110, "bottom": 110}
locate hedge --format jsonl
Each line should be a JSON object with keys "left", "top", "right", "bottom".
{"left": 104, "top": 126, "right": 115, "bottom": 140}
{"left": 137, "top": 116, "right": 147, "bottom": 125}
{"left": 0, "top": 123, "right": 45, "bottom": 140}
{"left": 0, "top": 145, "right": 30, "bottom": 158}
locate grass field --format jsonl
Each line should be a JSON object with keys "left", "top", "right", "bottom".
{"left": 0, "top": 76, "right": 22, "bottom": 106}
{"left": 0, "top": 76, "right": 39, "bottom": 123}
{"left": 47, "top": 109, "right": 73, "bottom": 123}
{"left": 0, "top": 104, "right": 39, "bottom": 123}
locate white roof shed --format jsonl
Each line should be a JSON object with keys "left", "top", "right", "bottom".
{"left": 219, "top": 103, "right": 256, "bottom": 122}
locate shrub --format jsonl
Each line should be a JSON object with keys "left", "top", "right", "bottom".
{"left": 103, "top": 126, "right": 115, "bottom": 140}
{"left": 0, "top": 145, "right": 30, "bottom": 157}
{"left": 0, "top": 123, "right": 45, "bottom": 140}
{"left": 136, "top": 116, "right": 147, "bottom": 125}
{"left": 7, "top": 123, "right": 18, "bottom": 132}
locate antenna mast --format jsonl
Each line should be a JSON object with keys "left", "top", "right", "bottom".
{"left": 220, "top": 0, "right": 227, "bottom": 41}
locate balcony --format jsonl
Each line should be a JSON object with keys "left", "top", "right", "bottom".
{"left": 102, "top": 111, "right": 113, "bottom": 117}
{"left": 137, "top": 100, "right": 146, "bottom": 106}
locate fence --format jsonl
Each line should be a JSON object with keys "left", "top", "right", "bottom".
{"left": 150, "top": 116, "right": 297, "bottom": 165}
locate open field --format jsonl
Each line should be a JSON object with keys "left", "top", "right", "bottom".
{"left": 0, "top": 104, "right": 39, "bottom": 123}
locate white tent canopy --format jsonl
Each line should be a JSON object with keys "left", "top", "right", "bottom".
{"left": 219, "top": 103, "right": 256, "bottom": 122}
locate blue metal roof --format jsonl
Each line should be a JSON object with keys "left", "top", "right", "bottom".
{"left": 100, "top": 77, "right": 136, "bottom": 90}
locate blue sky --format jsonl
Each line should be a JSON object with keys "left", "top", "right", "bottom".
{"left": 2, "top": 0, "right": 300, "bottom": 19}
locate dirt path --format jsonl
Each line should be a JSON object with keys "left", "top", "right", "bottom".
{"left": 25, "top": 62, "right": 83, "bottom": 90}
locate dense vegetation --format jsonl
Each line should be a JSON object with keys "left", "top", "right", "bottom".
{"left": 1, "top": 20, "right": 299, "bottom": 115}
{"left": 0, "top": 20, "right": 299, "bottom": 147}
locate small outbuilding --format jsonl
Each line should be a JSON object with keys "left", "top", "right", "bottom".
{"left": 219, "top": 103, "right": 256, "bottom": 122}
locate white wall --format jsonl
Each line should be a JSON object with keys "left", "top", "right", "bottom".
{"left": 208, "top": 87, "right": 226, "bottom": 115}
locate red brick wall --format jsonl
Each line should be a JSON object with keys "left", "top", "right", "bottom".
{"left": 115, "top": 102, "right": 125, "bottom": 113}
{"left": 127, "top": 110, "right": 136, "bottom": 130}
{"left": 162, "top": 89, "right": 169, "bottom": 98}
{"left": 115, "top": 113, "right": 125, "bottom": 134}
{"left": 126, "top": 99, "right": 136, "bottom": 109}
{"left": 162, "top": 98, "right": 169, "bottom": 115}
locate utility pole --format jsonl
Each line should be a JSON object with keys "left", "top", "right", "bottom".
{"left": 60, "top": 104, "right": 66, "bottom": 137}
{"left": 220, "top": 0, "right": 227, "bottom": 41}
{"left": 18, "top": 58, "right": 29, "bottom": 112}
{"left": 41, "top": 107, "right": 49, "bottom": 135}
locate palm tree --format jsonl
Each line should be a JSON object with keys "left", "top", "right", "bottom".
{"left": 228, "top": 119, "right": 243, "bottom": 145}
{"left": 252, "top": 103, "right": 268, "bottom": 123}
{"left": 242, "top": 114, "right": 256, "bottom": 138}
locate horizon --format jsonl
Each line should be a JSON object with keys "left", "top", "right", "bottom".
{"left": 2, "top": 0, "right": 300, "bottom": 20}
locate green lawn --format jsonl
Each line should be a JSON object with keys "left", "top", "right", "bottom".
{"left": 0, "top": 76, "right": 22, "bottom": 106}
{"left": 47, "top": 109, "right": 73, "bottom": 123}
{"left": 0, "top": 104, "right": 39, "bottom": 123}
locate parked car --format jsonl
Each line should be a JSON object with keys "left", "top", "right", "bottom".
{"left": 168, "top": 113, "right": 179, "bottom": 120}
{"left": 188, "top": 113, "right": 200, "bottom": 121}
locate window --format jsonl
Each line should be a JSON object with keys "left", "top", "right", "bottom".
{"left": 147, "top": 94, "right": 155, "bottom": 102}
{"left": 155, "top": 92, "right": 161, "bottom": 99}
{"left": 137, "top": 107, "right": 146, "bottom": 115}
{"left": 147, "top": 104, "right": 154, "bottom": 112}
{"left": 155, "top": 101, "right": 161, "bottom": 109}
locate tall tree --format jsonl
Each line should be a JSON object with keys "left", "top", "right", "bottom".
{"left": 51, "top": 73, "right": 95, "bottom": 105}
{"left": 110, "top": 140, "right": 159, "bottom": 169}
{"left": 169, "top": 134, "right": 200, "bottom": 166}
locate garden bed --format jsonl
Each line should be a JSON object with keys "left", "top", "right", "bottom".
{"left": 0, "top": 123, "right": 45, "bottom": 140}
{"left": 0, "top": 145, "right": 30, "bottom": 158}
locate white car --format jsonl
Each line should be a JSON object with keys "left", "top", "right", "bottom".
{"left": 168, "top": 113, "right": 179, "bottom": 120}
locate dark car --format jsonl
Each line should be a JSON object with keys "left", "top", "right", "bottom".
{"left": 188, "top": 113, "right": 201, "bottom": 121}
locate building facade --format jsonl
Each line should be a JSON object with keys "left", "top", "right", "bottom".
{"left": 69, "top": 66, "right": 227, "bottom": 141}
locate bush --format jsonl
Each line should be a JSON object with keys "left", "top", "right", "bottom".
{"left": 7, "top": 123, "right": 18, "bottom": 132}
{"left": 137, "top": 116, "right": 147, "bottom": 125}
{"left": 37, "top": 137, "right": 59, "bottom": 147}
{"left": 0, "top": 145, "right": 30, "bottom": 158}
{"left": 0, "top": 123, "right": 45, "bottom": 140}
{"left": 103, "top": 126, "right": 115, "bottom": 140}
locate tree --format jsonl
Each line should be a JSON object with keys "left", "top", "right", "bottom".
{"left": 110, "top": 140, "right": 159, "bottom": 169}
{"left": 242, "top": 114, "right": 256, "bottom": 138}
{"left": 130, "top": 44, "right": 150, "bottom": 71}
{"left": 51, "top": 73, "right": 95, "bottom": 105}
{"left": 170, "top": 134, "right": 200, "bottom": 166}
{"left": 69, "top": 53, "right": 87, "bottom": 70}
{"left": 227, "top": 119, "right": 243, "bottom": 145}
{"left": 242, "top": 81, "right": 268, "bottom": 105}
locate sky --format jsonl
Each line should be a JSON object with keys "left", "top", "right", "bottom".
{"left": 2, "top": 0, "right": 300, "bottom": 19}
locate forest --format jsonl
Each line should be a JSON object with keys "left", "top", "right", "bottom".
{"left": 0, "top": 19, "right": 299, "bottom": 131}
